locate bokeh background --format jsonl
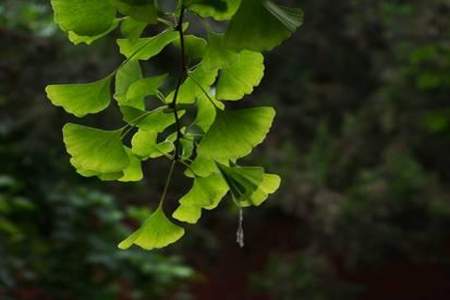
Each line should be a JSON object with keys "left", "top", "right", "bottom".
{"left": 1, "top": 0, "right": 450, "bottom": 299}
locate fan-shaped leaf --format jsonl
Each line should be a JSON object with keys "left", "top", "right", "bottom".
{"left": 112, "top": 0, "right": 157, "bottom": 23}
{"left": 216, "top": 50, "right": 264, "bottom": 100}
{"left": 63, "top": 123, "right": 129, "bottom": 174}
{"left": 173, "top": 174, "right": 228, "bottom": 223}
{"left": 224, "top": 0, "right": 303, "bottom": 51}
{"left": 118, "top": 207, "right": 185, "bottom": 250}
{"left": 189, "top": 0, "right": 241, "bottom": 21}
{"left": 117, "top": 31, "right": 179, "bottom": 60}
{"left": 51, "top": 0, "right": 116, "bottom": 36}
{"left": 115, "top": 60, "right": 143, "bottom": 109}
{"left": 46, "top": 75, "right": 113, "bottom": 118}
{"left": 197, "top": 107, "right": 275, "bottom": 161}
{"left": 68, "top": 19, "right": 120, "bottom": 45}
{"left": 131, "top": 129, "right": 174, "bottom": 158}
{"left": 119, "top": 148, "right": 144, "bottom": 182}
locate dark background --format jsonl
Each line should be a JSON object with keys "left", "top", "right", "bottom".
{"left": 1, "top": 0, "right": 450, "bottom": 299}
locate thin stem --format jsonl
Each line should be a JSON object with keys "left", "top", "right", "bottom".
{"left": 171, "top": 4, "right": 188, "bottom": 160}
{"left": 158, "top": 160, "right": 177, "bottom": 208}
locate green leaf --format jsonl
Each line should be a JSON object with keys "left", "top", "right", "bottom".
{"left": 118, "top": 207, "right": 185, "bottom": 250}
{"left": 194, "top": 94, "right": 217, "bottom": 132}
{"left": 189, "top": 0, "right": 241, "bottom": 20}
{"left": 51, "top": 0, "right": 116, "bottom": 36}
{"left": 173, "top": 174, "right": 228, "bottom": 223}
{"left": 126, "top": 74, "right": 167, "bottom": 100}
{"left": 172, "top": 35, "right": 208, "bottom": 61}
{"left": 186, "top": 154, "right": 219, "bottom": 178}
{"left": 202, "top": 33, "right": 239, "bottom": 70}
{"left": 112, "top": 0, "right": 157, "bottom": 23}
{"left": 131, "top": 129, "right": 174, "bottom": 158}
{"left": 216, "top": 50, "right": 264, "bottom": 100}
{"left": 70, "top": 158, "right": 124, "bottom": 181}
{"left": 63, "top": 123, "right": 129, "bottom": 174}
{"left": 168, "top": 64, "right": 218, "bottom": 104}
{"left": 121, "top": 106, "right": 184, "bottom": 133}
{"left": 217, "top": 164, "right": 264, "bottom": 202}
{"left": 115, "top": 60, "right": 143, "bottom": 109}
{"left": 197, "top": 107, "right": 275, "bottom": 161}
{"left": 224, "top": 0, "right": 303, "bottom": 51}
{"left": 68, "top": 19, "right": 120, "bottom": 45}
{"left": 46, "top": 75, "right": 113, "bottom": 118}
{"left": 121, "top": 17, "right": 147, "bottom": 40}
{"left": 119, "top": 148, "right": 144, "bottom": 182}
{"left": 241, "top": 173, "right": 280, "bottom": 206}
{"left": 117, "top": 31, "right": 179, "bottom": 60}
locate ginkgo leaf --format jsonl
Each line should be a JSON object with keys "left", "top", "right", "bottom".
{"left": 115, "top": 60, "right": 143, "bottom": 110}
{"left": 68, "top": 19, "right": 120, "bottom": 45}
{"left": 119, "top": 148, "right": 143, "bottom": 182}
{"left": 241, "top": 173, "right": 281, "bottom": 206}
{"left": 121, "top": 17, "right": 147, "bottom": 40}
{"left": 131, "top": 128, "right": 174, "bottom": 158}
{"left": 118, "top": 207, "right": 185, "bottom": 250}
{"left": 173, "top": 174, "right": 228, "bottom": 223}
{"left": 185, "top": 154, "right": 219, "bottom": 178}
{"left": 70, "top": 158, "right": 124, "bottom": 181}
{"left": 194, "top": 94, "right": 217, "bottom": 132}
{"left": 63, "top": 123, "right": 129, "bottom": 174}
{"left": 121, "top": 106, "right": 184, "bottom": 132}
{"left": 117, "top": 31, "right": 179, "bottom": 60}
{"left": 126, "top": 74, "right": 167, "bottom": 100}
{"left": 224, "top": 0, "right": 303, "bottom": 51}
{"left": 46, "top": 75, "right": 113, "bottom": 118}
{"left": 167, "top": 64, "right": 217, "bottom": 103}
{"left": 112, "top": 0, "right": 157, "bottom": 23}
{"left": 189, "top": 0, "right": 241, "bottom": 21}
{"left": 51, "top": 0, "right": 116, "bottom": 36}
{"left": 217, "top": 164, "right": 264, "bottom": 202}
{"left": 197, "top": 107, "right": 275, "bottom": 161}
{"left": 172, "top": 35, "right": 207, "bottom": 61}
{"left": 167, "top": 64, "right": 218, "bottom": 104}
{"left": 202, "top": 33, "right": 239, "bottom": 70}
{"left": 216, "top": 50, "right": 264, "bottom": 100}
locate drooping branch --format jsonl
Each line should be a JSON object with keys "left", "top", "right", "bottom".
{"left": 170, "top": 5, "right": 187, "bottom": 161}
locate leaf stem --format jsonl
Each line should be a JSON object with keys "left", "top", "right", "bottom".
{"left": 159, "top": 160, "right": 177, "bottom": 208}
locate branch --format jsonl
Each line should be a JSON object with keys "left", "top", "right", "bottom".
{"left": 171, "top": 5, "right": 188, "bottom": 161}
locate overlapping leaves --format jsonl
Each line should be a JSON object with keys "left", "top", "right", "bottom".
{"left": 46, "top": 0, "right": 302, "bottom": 250}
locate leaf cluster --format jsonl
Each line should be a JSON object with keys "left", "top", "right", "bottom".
{"left": 46, "top": 0, "right": 303, "bottom": 250}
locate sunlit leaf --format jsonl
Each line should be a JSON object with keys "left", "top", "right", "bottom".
{"left": 115, "top": 60, "right": 143, "bottom": 109}
{"left": 121, "top": 17, "right": 147, "bottom": 40}
{"left": 119, "top": 148, "right": 144, "bottom": 182}
{"left": 225, "top": 0, "right": 303, "bottom": 51}
{"left": 51, "top": 0, "right": 116, "bottom": 36}
{"left": 216, "top": 50, "right": 264, "bottom": 100}
{"left": 189, "top": 0, "right": 241, "bottom": 20}
{"left": 118, "top": 207, "right": 185, "bottom": 250}
{"left": 198, "top": 107, "right": 275, "bottom": 161}
{"left": 131, "top": 128, "right": 174, "bottom": 158}
{"left": 117, "top": 31, "right": 179, "bottom": 60}
{"left": 63, "top": 123, "right": 129, "bottom": 174}
{"left": 126, "top": 74, "right": 167, "bottom": 100}
{"left": 217, "top": 164, "right": 264, "bottom": 202}
{"left": 172, "top": 35, "right": 207, "bottom": 61}
{"left": 46, "top": 75, "right": 113, "bottom": 118}
{"left": 112, "top": 0, "right": 157, "bottom": 23}
{"left": 173, "top": 174, "right": 228, "bottom": 223}
{"left": 241, "top": 173, "right": 280, "bottom": 206}
{"left": 68, "top": 19, "right": 120, "bottom": 45}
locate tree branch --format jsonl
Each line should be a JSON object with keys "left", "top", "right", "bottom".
{"left": 171, "top": 5, "right": 187, "bottom": 161}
